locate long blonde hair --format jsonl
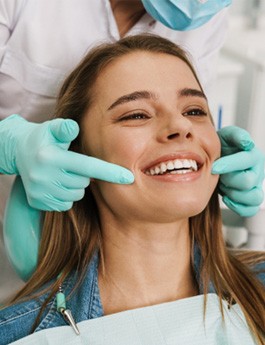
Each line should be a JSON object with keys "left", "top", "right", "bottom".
{"left": 9, "top": 35, "right": 265, "bottom": 343}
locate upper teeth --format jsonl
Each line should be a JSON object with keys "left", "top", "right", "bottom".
{"left": 146, "top": 159, "right": 198, "bottom": 175}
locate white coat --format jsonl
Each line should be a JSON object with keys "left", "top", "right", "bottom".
{"left": 0, "top": 0, "right": 228, "bottom": 122}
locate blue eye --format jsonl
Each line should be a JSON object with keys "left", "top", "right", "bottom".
{"left": 119, "top": 113, "right": 149, "bottom": 121}
{"left": 183, "top": 108, "right": 207, "bottom": 116}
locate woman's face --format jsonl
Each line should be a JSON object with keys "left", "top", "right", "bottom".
{"left": 82, "top": 51, "right": 220, "bottom": 222}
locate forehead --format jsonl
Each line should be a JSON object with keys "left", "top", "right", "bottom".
{"left": 93, "top": 51, "right": 200, "bottom": 99}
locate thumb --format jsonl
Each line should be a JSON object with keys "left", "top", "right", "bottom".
{"left": 49, "top": 119, "right": 79, "bottom": 143}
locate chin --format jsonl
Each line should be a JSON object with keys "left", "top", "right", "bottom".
{"left": 173, "top": 204, "right": 208, "bottom": 219}
{"left": 141, "top": 197, "right": 208, "bottom": 223}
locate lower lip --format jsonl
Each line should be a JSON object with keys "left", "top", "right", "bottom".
{"left": 143, "top": 169, "right": 202, "bottom": 182}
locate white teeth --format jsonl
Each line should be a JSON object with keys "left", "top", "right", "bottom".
{"left": 146, "top": 159, "right": 198, "bottom": 176}
{"left": 174, "top": 160, "right": 183, "bottom": 169}
{"left": 155, "top": 166, "right": 160, "bottom": 174}
{"left": 183, "top": 159, "right": 190, "bottom": 168}
{"left": 169, "top": 169, "right": 192, "bottom": 174}
{"left": 167, "top": 161, "right": 175, "bottom": 170}
{"left": 160, "top": 162, "right": 167, "bottom": 173}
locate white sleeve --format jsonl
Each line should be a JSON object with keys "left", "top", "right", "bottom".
{"left": 0, "top": 0, "right": 26, "bottom": 59}
{"left": 190, "top": 8, "right": 229, "bottom": 95}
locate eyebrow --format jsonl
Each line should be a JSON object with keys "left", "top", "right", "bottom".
{"left": 178, "top": 88, "right": 207, "bottom": 100}
{"left": 107, "top": 91, "right": 157, "bottom": 110}
{"left": 107, "top": 88, "right": 207, "bottom": 111}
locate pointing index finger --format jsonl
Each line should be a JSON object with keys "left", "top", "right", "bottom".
{"left": 212, "top": 149, "right": 260, "bottom": 174}
{"left": 59, "top": 151, "right": 134, "bottom": 184}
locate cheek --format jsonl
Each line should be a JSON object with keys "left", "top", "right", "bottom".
{"left": 199, "top": 125, "right": 221, "bottom": 194}
{"left": 88, "top": 128, "right": 151, "bottom": 170}
{"left": 211, "top": 133, "right": 221, "bottom": 160}
{"left": 200, "top": 125, "right": 221, "bottom": 161}
{"left": 208, "top": 131, "right": 221, "bottom": 195}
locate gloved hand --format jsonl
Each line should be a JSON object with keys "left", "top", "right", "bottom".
{"left": 212, "top": 126, "right": 265, "bottom": 217}
{"left": 0, "top": 114, "right": 134, "bottom": 211}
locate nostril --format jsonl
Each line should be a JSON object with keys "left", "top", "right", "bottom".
{"left": 167, "top": 133, "right": 179, "bottom": 140}
{"left": 167, "top": 132, "right": 192, "bottom": 140}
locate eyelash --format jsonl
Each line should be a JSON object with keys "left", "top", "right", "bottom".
{"left": 183, "top": 108, "right": 207, "bottom": 116}
{"left": 118, "top": 108, "right": 207, "bottom": 121}
{"left": 119, "top": 113, "right": 149, "bottom": 121}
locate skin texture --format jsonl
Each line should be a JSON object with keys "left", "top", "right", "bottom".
{"left": 82, "top": 52, "right": 221, "bottom": 314}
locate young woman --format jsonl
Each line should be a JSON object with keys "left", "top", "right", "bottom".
{"left": 0, "top": 34, "right": 264, "bottom": 345}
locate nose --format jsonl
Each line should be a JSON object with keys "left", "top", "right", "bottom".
{"left": 157, "top": 113, "right": 193, "bottom": 143}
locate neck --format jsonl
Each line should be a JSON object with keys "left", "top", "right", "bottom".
{"left": 98, "top": 219, "right": 199, "bottom": 315}
{"left": 109, "top": 0, "right": 146, "bottom": 37}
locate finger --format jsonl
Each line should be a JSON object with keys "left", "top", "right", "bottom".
{"left": 219, "top": 170, "right": 259, "bottom": 191}
{"left": 219, "top": 185, "right": 264, "bottom": 207}
{"left": 43, "top": 188, "right": 85, "bottom": 203}
{"left": 222, "top": 196, "right": 260, "bottom": 217}
{"left": 57, "top": 151, "right": 134, "bottom": 184}
{"left": 29, "top": 186, "right": 86, "bottom": 208}
{"left": 212, "top": 149, "right": 261, "bottom": 174}
{"left": 49, "top": 119, "right": 79, "bottom": 143}
{"left": 54, "top": 172, "right": 90, "bottom": 189}
{"left": 29, "top": 198, "right": 74, "bottom": 212}
{"left": 218, "top": 126, "right": 254, "bottom": 151}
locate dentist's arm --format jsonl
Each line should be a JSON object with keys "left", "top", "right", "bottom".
{"left": 0, "top": 114, "right": 134, "bottom": 211}
{"left": 212, "top": 126, "right": 265, "bottom": 217}
{"left": 1, "top": 114, "right": 134, "bottom": 281}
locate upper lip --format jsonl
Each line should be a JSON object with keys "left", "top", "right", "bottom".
{"left": 142, "top": 152, "right": 204, "bottom": 173}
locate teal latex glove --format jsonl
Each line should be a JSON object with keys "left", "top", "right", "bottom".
{"left": 212, "top": 126, "right": 265, "bottom": 217}
{"left": 0, "top": 114, "right": 134, "bottom": 211}
{"left": 3, "top": 177, "right": 41, "bottom": 281}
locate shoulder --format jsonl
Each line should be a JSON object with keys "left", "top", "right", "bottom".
{"left": 0, "top": 276, "right": 75, "bottom": 345}
{"left": 0, "top": 274, "right": 75, "bottom": 345}
{"left": 0, "top": 252, "right": 100, "bottom": 344}
{"left": 0, "top": 0, "right": 27, "bottom": 26}
{"left": 0, "top": 293, "right": 52, "bottom": 345}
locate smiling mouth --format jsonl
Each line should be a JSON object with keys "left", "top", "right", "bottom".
{"left": 145, "top": 159, "right": 201, "bottom": 176}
